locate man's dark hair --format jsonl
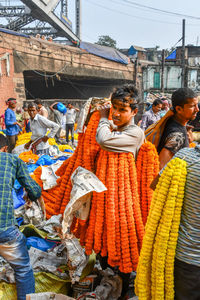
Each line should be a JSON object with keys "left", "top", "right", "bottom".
{"left": 23, "top": 103, "right": 28, "bottom": 109}
{"left": 152, "top": 99, "right": 163, "bottom": 106}
{"left": 172, "top": 88, "right": 197, "bottom": 111}
{"left": 34, "top": 99, "right": 42, "bottom": 105}
{"left": 28, "top": 102, "right": 37, "bottom": 109}
{"left": 0, "top": 134, "right": 8, "bottom": 149}
{"left": 111, "top": 84, "right": 139, "bottom": 111}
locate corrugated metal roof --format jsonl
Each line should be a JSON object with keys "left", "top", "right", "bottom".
{"left": 133, "top": 45, "right": 146, "bottom": 52}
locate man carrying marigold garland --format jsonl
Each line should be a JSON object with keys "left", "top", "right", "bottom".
{"left": 144, "top": 145, "right": 200, "bottom": 300}
{"left": 170, "top": 145, "right": 200, "bottom": 299}
{"left": 157, "top": 87, "right": 199, "bottom": 169}
{"left": 96, "top": 85, "right": 144, "bottom": 158}
{"left": 96, "top": 84, "right": 145, "bottom": 300}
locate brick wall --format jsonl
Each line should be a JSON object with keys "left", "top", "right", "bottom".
{"left": 0, "top": 48, "right": 17, "bottom": 115}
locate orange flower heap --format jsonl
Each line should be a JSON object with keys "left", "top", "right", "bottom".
{"left": 19, "top": 151, "right": 39, "bottom": 163}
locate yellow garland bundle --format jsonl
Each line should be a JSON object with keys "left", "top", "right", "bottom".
{"left": 135, "top": 157, "right": 187, "bottom": 300}
{"left": 136, "top": 141, "right": 159, "bottom": 225}
{"left": 15, "top": 132, "right": 32, "bottom": 147}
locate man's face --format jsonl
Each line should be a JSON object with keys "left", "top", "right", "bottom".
{"left": 8, "top": 101, "right": 16, "bottom": 109}
{"left": 177, "top": 98, "right": 199, "bottom": 121}
{"left": 68, "top": 104, "right": 72, "bottom": 109}
{"left": 28, "top": 106, "right": 37, "bottom": 119}
{"left": 111, "top": 100, "right": 136, "bottom": 128}
{"left": 152, "top": 104, "right": 162, "bottom": 114}
{"left": 162, "top": 102, "right": 169, "bottom": 110}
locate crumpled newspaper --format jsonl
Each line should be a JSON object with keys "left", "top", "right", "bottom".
{"left": 24, "top": 198, "right": 46, "bottom": 225}
{"left": 29, "top": 246, "right": 68, "bottom": 279}
{"left": 41, "top": 160, "right": 63, "bottom": 190}
{"left": 38, "top": 214, "right": 62, "bottom": 239}
{"left": 49, "top": 145, "right": 60, "bottom": 156}
{"left": 62, "top": 166, "right": 107, "bottom": 235}
{"left": 61, "top": 167, "right": 107, "bottom": 284}
{"left": 0, "top": 257, "right": 15, "bottom": 283}
{"left": 65, "top": 235, "right": 89, "bottom": 284}
{"left": 78, "top": 268, "right": 122, "bottom": 300}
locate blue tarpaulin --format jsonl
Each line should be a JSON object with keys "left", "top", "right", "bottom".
{"left": 80, "top": 41, "right": 129, "bottom": 65}
{"left": 26, "top": 236, "right": 57, "bottom": 252}
{"left": 12, "top": 187, "right": 25, "bottom": 209}
{"left": 166, "top": 50, "right": 176, "bottom": 60}
{"left": 128, "top": 46, "right": 137, "bottom": 56}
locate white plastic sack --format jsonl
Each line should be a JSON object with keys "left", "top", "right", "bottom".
{"left": 12, "top": 144, "right": 29, "bottom": 155}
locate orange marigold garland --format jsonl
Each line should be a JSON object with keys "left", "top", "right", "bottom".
{"left": 106, "top": 152, "right": 118, "bottom": 265}
{"left": 82, "top": 111, "right": 101, "bottom": 172}
{"left": 93, "top": 150, "right": 107, "bottom": 253}
{"left": 127, "top": 153, "right": 144, "bottom": 250}
{"left": 136, "top": 141, "right": 159, "bottom": 225}
{"left": 124, "top": 154, "right": 139, "bottom": 270}
{"left": 118, "top": 153, "right": 132, "bottom": 273}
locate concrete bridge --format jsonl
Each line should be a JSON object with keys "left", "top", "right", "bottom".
{"left": 0, "top": 30, "right": 134, "bottom": 114}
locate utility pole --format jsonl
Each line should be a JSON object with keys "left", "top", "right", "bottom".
{"left": 161, "top": 49, "right": 165, "bottom": 93}
{"left": 76, "top": 0, "right": 81, "bottom": 39}
{"left": 181, "top": 19, "right": 186, "bottom": 88}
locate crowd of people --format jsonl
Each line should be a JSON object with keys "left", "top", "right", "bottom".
{"left": 0, "top": 86, "right": 200, "bottom": 300}
{"left": 0, "top": 98, "right": 80, "bottom": 153}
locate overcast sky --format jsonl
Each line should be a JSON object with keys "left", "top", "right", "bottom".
{"left": 78, "top": 0, "right": 200, "bottom": 50}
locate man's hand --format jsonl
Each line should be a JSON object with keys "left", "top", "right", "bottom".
{"left": 24, "top": 141, "right": 31, "bottom": 149}
{"left": 42, "top": 136, "right": 49, "bottom": 143}
{"left": 99, "top": 103, "right": 111, "bottom": 119}
{"left": 14, "top": 121, "right": 22, "bottom": 128}
{"left": 186, "top": 125, "right": 194, "bottom": 143}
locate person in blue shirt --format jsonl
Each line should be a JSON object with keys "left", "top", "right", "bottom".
{"left": 5, "top": 98, "right": 22, "bottom": 152}
{"left": 0, "top": 134, "right": 41, "bottom": 300}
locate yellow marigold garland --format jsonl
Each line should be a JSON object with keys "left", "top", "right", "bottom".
{"left": 135, "top": 157, "right": 187, "bottom": 300}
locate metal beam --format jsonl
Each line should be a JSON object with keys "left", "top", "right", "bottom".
{"left": 20, "top": 26, "right": 56, "bottom": 36}
{"left": 0, "top": 5, "right": 27, "bottom": 17}
{"left": 6, "top": 15, "right": 35, "bottom": 30}
{"left": 20, "top": 0, "right": 79, "bottom": 41}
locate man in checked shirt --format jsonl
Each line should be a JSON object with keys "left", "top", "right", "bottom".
{"left": 0, "top": 134, "right": 41, "bottom": 300}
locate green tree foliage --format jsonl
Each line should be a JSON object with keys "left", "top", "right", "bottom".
{"left": 96, "top": 35, "right": 117, "bottom": 48}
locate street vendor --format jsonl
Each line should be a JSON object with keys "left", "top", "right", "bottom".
{"left": 25, "top": 102, "right": 59, "bottom": 155}
{"left": 172, "top": 145, "right": 200, "bottom": 299}
{"left": 156, "top": 88, "right": 198, "bottom": 169}
{"left": 136, "top": 144, "right": 200, "bottom": 300}
{"left": 0, "top": 134, "right": 41, "bottom": 300}
{"left": 5, "top": 98, "right": 22, "bottom": 153}
{"left": 96, "top": 84, "right": 145, "bottom": 299}
{"left": 96, "top": 84, "right": 144, "bottom": 158}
